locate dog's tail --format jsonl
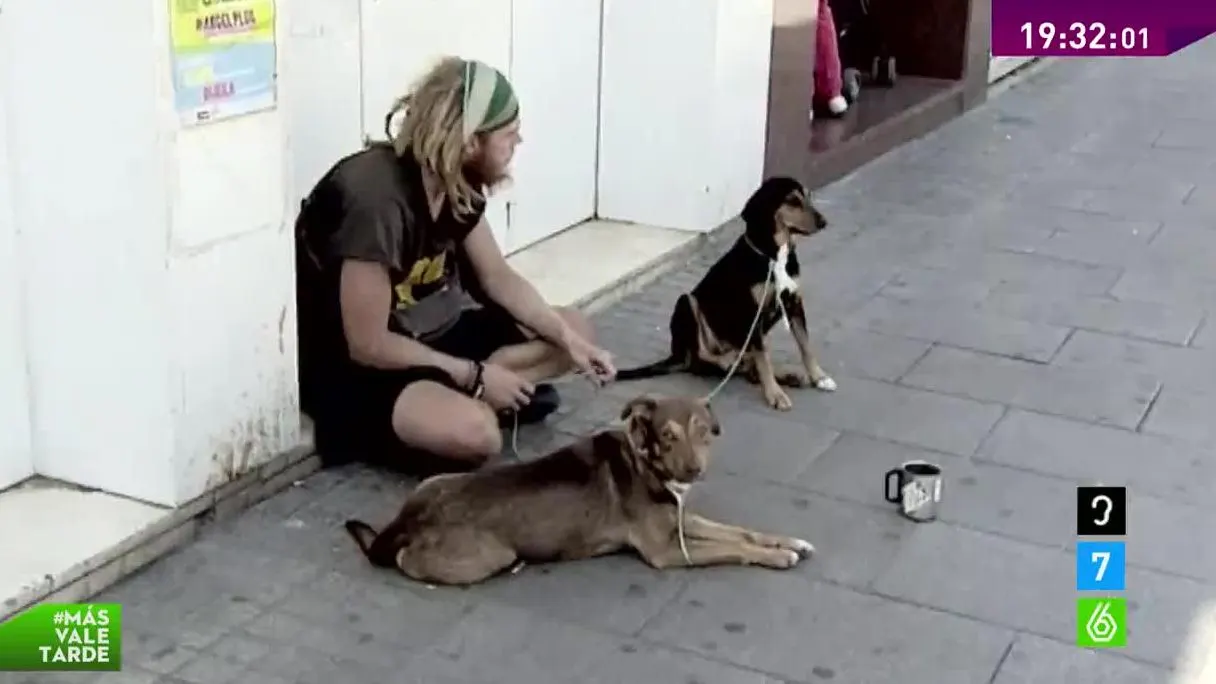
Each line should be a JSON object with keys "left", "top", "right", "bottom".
{"left": 615, "top": 355, "right": 686, "bottom": 380}
{"left": 344, "top": 519, "right": 381, "bottom": 564}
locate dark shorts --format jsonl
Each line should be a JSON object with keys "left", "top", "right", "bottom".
{"left": 309, "top": 305, "right": 530, "bottom": 473}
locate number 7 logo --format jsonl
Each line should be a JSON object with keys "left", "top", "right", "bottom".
{"left": 1077, "top": 541, "right": 1126, "bottom": 591}
{"left": 1092, "top": 550, "right": 1109, "bottom": 581}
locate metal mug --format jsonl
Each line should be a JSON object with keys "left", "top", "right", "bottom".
{"left": 884, "top": 460, "right": 943, "bottom": 522}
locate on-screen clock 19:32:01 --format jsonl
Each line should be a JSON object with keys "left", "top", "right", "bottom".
{"left": 1021, "top": 22, "right": 1150, "bottom": 55}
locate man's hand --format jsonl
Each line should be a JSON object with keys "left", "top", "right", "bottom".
{"left": 564, "top": 334, "right": 616, "bottom": 385}
{"left": 460, "top": 220, "right": 617, "bottom": 385}
{"left": 481, "top": 363, "right": 536, "bottom": 411}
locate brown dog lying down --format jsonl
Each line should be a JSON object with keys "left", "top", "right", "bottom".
{"left": 345, "top": 394, "right": 814, "bottom": 585}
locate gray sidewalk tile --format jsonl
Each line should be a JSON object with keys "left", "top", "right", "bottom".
{"left": 980, "top": 290, "right": 1203, "bottom": 346}
{"left": 723, "top": 375, "right": 1005, "bottom": 457}
{"left": 1029, "top": 226, "right": 1159, "bottom": 269}
{"left": 880, "top": 266, "right": 1001, "bottom": 305}
{"left": 842, "top": 294, "right": 1072, "bottom": 362}
{"left": 807, "top": 326, "right": 934, "bottom": 383}
{"left": 240, "top": 610, "right": 413, "bottom": 670}
{"left": 1191, "top": 318, "right": 1214, "bottom": 348}
{"left": 990, "top": 634, "right": 1171, "bottom": 684}
{"left": 900, "top": 346, "right": 1159, "bottom": 430}
{"left": 914, "top": 246, "right": 1124, "bottom": 297}
{"left": 245, "top": 643, "right": 401, "bottom": 684}
{"left": 975, "top": 409, "right": 1216, "bottom": 508}
{"left": 699, "top": 409, "right": 840, "bottom": 484}
{"left": 871, "top": 524, "right": 1076, "bottom": 642}
{"left": 1139, "top": 386, "right": 1216, "bottom": 446}
{"left": 1112, "top": 266, "right": 1216, "bottom": 309}
{"left": 423, "top": 603, "right": 624, "bottom": 683}
{"left": 1054, "top": 329, "right": 1216, "bottom": 390}
{"left": 1127, "top": 492, "right": 1216, "bottom": 582}
{"left": 1146, "top": 219, "right": 1216, "bottom": 264}
{"left": 168, "top": 652, "right": 249, "bottom": 684}
{"left": 583, "top": 642, "right": 778, "bottom": 684}
{"left": 1120, "top": 566, "right": 1216, "bottom": 668}
{"left": 640, "top": 571, "right": 1014, "bottom": 684}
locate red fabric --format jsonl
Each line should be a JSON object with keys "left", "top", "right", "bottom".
{"left": 813, "top": 0, "right": 843, "bottom": 102}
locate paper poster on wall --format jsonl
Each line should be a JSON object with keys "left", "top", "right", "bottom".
{"left": 169, "top": 0, "right": 278, "bottom": 126}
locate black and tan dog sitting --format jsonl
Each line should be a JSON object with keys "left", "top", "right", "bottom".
{"left": 614, "top": 176, "right": 836, "bottom": 410}
{"left": 344, "top": 394, "right": 814, "bottom": 585}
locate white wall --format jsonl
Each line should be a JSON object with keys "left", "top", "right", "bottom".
{"left": 4, "top": 0, "right": 299, "bottom": 506}
{"left": 0, "top": 16, "right": 34, "bottom": 491}
{"left": 597, "top": 0, "right": 773, "bottom": 233}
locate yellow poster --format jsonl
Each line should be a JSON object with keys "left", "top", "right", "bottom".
{"left": 168, "top": 0, "right": 277, "bottom": 125}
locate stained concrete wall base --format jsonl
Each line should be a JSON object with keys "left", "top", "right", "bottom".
{"left": 1, "top": 444, "right": 320, "bottom": 622}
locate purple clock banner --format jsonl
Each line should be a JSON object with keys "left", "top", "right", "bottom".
{"left": 991, "top": 0, "right": 1216, "bottom": 57}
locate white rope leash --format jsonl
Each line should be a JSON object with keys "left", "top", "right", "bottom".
{"left": 666, "top": 482, "right": 692, "bottom": 564}
{"left": 505, "top": 372, "right": 603, "bottom": 461}
{"left": 702, "top": 262, "right": 781, "bottom": 403}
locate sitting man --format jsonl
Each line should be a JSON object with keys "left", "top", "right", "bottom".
{"left": 294, "top": 56, "right": 616, "bottom": 473}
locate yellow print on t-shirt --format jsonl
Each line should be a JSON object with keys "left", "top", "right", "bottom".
{"left": 394, "top": 252, "right": 447, "bottom": 307}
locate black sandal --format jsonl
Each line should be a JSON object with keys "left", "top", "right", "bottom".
{"left": 497, "top": 383, "right": 561, "bottom": 427}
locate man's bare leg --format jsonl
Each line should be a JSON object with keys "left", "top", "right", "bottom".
{"left": 390, "top": 381, "right": 502, "bottom": 466}
{"left": 486, "top": 307, "right": 595, "bottom": 382}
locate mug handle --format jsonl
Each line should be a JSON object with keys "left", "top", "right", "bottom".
{"left": 884, "top": 468, "right": 903, "bottom": 503}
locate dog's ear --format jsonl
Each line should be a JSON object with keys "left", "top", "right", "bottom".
{"left": 620, "top": 395, "right": 658, "bottom": 421}
{"left": 741, "top": 178, "right": 783, "bottom": 226}
{"left": 620, "top": 395, "right": 659, "bottom": 452}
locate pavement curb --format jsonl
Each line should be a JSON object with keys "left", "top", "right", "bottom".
{"left": 986, "top": 57, "right": 1055, "bottom": 99}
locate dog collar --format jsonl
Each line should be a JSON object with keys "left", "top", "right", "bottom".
{"left": 742, "top": 235, "right": 769, "bottom": 259}
{"left": 743, "top": 236, "right": 796, "bottom": 287}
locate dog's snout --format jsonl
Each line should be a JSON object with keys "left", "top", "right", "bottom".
{"left": 682, "top": 461, "right": 706, "bottom": 483}
{"left": 812, "top": 208, "right": 828, "bottom": 230}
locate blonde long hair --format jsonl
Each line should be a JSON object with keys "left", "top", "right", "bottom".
{"left": 384, "top": 57, "right": 484, "bottom": 219}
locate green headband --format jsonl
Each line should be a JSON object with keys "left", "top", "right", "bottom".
{"left": 461, "top": 59, "right": 519, "bottom": 141}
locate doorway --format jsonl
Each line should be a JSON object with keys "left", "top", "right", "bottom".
{"left": 502, "top": 0, "right": 602, "bottom": 254}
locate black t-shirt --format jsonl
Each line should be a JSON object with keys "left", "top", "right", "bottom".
{"left": 293, "top": 143, "right": 484, "bottom": 406}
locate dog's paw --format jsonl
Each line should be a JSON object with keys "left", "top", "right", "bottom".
{"left": 785, "top": 537, "right": 816, "bottom": 558}
{"left": 765, "top": 388, "right": 794, "bottom": 411}
{"left": 763, "top": 549, "right": 802, "bottom": 569}
{"left": 813, "top": 375, "right": 837, "bottom": 392}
